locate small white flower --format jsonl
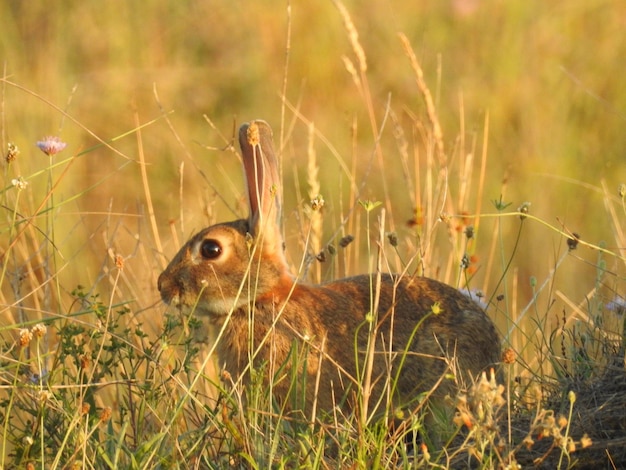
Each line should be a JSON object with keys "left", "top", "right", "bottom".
{"left": 11, "top": 176, "right": 28, "bottom": 190}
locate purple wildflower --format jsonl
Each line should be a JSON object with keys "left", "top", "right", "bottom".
{"left": 36, "top": 136, "right": 67, "bottom": 156}
{"left": 606, "top": 296, "right": 626, "bottom": 315}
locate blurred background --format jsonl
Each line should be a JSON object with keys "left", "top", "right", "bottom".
{"left": 1, "top": 0, "right": 624, "bottom": 358}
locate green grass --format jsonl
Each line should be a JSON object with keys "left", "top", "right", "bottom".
{"left": 1, "top": 0, "right": 625, "bottom": 468}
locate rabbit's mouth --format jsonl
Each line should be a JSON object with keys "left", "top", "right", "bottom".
{"left": 168, "top": 288, "right": 250, "bottom": 319}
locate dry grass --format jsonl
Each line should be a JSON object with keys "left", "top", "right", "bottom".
{"left": 0, "top": 0, "right": 625, "bottom": 468}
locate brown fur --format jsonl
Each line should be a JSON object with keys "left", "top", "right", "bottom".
{"left": 158, "top": 120, "right": 501, "bottom": 419}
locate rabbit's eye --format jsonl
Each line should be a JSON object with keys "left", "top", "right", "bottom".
{"left": 200, "top": 239, "right": 222, "bottom": 259}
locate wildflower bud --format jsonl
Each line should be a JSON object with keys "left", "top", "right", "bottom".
{"left": 557, "top": 415, "right": 568, "bottom": 429}
{"left": 32, "top": 323, "right": 47, "bottom": 339}
{"left": 568, "top": 390, "right": 576, "bottom": 404}
{"left": 327, "top": 244, "right": 336, "bottom": 255}
{"left": 81, "top": 403, "right": 91, "bottom": 415}
{"left": 19, "top": 328, "right": 33, "bottom": 347}
{"left": 114, "top": 254, "right": 125, "bottom": 270}
{"left": 316, "top": 250, "right": 326, "bottom": 262}
{"left": 530, "top": 276, "right": 537, "bottom": 288}
{"left": 502, "top": 347, "right": 516, "bottom": 364}
{"left": 99, "top": 407, "right": 112, "bottom": 423}
{"left": 464, "top": 225, "right": 475, "bottom": 239}
{"left": 567, "top": 438, "right": 576, "bottom": 453}
{"left": 6, "top": 142, "right": 19, "bottom": 163}
{"left": 580, "top": 434, "right": 592, "bottom": 448}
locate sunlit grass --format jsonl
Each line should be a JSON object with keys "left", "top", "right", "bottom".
{"left": 0, "top": 0, "right": 625, "bottom": 467}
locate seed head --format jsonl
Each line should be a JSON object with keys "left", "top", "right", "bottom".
{"left": 502, "top": 347, "right": 516, "bottom": 364}
{"left": 32, "top": 323, "right": 47, "bottom": 338}
{"left": 339, "top": 235, "right": 354, "bottom": 248}
{"left": 99, "top": 407, "right": 112, "bottom": 423}
{"left": 114, "top": 254, "right": 125, "bottom": 270}
{"left": 567, "top": 233, "right": 580, "bottom": 251}
{"left": 6, "top": 142, "right": 20, "bottom": 163}
{"left": 460, "top": 254, "right": 470, "bottom": 270}
{"left": 19, "top": 328, "right": 33, "bottom": 347}
{"left": 386, "top": 231, "right": 398, "bottom": 247}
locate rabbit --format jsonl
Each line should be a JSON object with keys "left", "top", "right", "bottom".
{"left": 158, "top": 120, "right": 501, "bottom": 419}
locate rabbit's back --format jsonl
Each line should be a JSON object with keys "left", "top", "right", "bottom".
{"left": 216, "top": 273, "right": 500, "bottom": 414}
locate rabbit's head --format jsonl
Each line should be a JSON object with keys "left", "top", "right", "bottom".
{"left": 158, "top": 121, "right": 293, "bottom": 320}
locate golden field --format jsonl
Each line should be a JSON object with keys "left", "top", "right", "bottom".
{"left": 1, "top": 0, "right": 625, "bottom": 467}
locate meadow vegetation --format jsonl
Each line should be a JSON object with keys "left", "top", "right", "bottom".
{"left": 1, "top": 0, "right": 625, "bottom": 468}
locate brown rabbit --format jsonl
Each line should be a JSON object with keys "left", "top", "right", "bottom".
{"left": 158, "top": 120, "right": 501, "bottom": 419}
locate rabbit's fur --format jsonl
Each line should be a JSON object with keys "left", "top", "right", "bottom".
{"left": 158, "top": 120, "right": 501, "bottom": 417}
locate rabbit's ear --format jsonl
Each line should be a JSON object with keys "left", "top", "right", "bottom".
{"left": 239, "top": 120, "right": 287, "bottom": 264}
